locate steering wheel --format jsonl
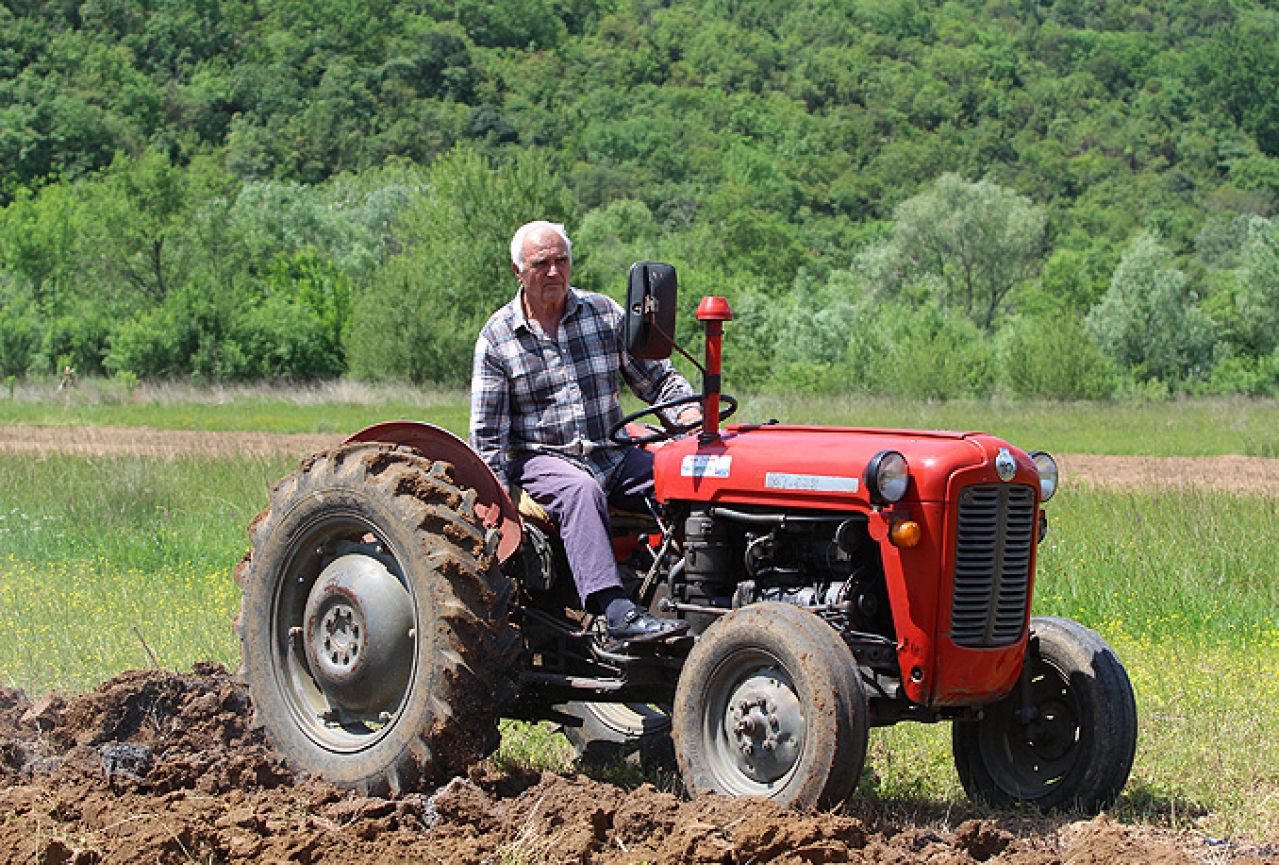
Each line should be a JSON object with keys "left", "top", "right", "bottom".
{"left": 609, "top": 393, "right": 739, "bottom": 446}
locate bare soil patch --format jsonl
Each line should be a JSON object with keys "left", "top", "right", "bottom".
{"left": 4, "top": 424, "right": 1279, "bottom": 495}
{"left": 0, "top": 424, "right": 343, "bottom": 460}
{"left": 2, "top": 666, "right": 1274, "bottom": 864}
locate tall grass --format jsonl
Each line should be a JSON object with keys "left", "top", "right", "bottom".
{"left": 1037, "top": 487, "right": 1279, "bottom": 639}
{"left": 0, "top": 380, "right": 471, "bottom": 434}
{"left": 0, "top": 452, "right": 284, "bottom": 692}
{"left": 868, "top": 635, "right": 1279, "bottom": 842}
{"left": 3, "top": 380, "right": 1279, "bottom": 456}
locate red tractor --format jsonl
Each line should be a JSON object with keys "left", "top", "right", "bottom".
{"left": 235, "top": 263, "right": 1137, "bottom": 812}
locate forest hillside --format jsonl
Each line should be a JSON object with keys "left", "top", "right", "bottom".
{"left": 2, "top": 0, "right": 1278, "bottom": 398}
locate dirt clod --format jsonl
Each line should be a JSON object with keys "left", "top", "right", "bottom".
{"left": 0, "top": 665, "right": 1274, "bottom": 863}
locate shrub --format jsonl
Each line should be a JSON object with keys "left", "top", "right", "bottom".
{"left": 864, "top": 303, "right": 996, "bottom": 399}
{"left": 105, "top": 279, "right": 343, "bottom": 381}
{"left": 226, "top": 293, "right": 345, "bottom": 380}
{"left": 998, "top": 313, "right": 1117, "bottom": 400}
{"left": 1203, "top": 350, "right": 1279, "bottom": 398}
{"left": 38, "top": 312, "right": 112, "bottom": 377}
{"left": 0, "top": 288, "right": 40, "bottom": 378}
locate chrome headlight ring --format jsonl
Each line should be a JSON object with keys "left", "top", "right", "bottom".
{"left": 1029, "top": 450, "right": 1058, "bottom": 502}
{"left": 866, "top": 450, "right": 910, "bottom": 504}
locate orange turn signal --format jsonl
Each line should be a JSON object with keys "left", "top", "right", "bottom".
{"left": 889, "top": 520, "right": 921, "bottom": 548}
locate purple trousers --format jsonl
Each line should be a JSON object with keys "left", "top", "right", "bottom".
{"left": 511, "top": 448, "right": 654, "bottom": 605}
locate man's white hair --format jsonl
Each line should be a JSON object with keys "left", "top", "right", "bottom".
{"left": 510, "top": 221, "right": 572, "bottom": 271}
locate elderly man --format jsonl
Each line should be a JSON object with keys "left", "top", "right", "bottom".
{"left": 470, "top": 220, "right": 696, "bottom": 642}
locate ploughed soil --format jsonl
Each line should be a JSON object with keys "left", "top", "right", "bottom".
{"left": 2, "top": 425, "right": 1278, "bottom": 863}
{"left": 3, "top": 665, "right": 1277, "bottom": 865}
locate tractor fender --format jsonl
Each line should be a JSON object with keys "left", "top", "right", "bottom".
{"left": 344, "top": 421, "right": 523, "bottom": 563}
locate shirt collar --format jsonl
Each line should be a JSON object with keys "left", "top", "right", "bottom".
{"left": 511, "top": 287, "right": 582, "bottom": 333}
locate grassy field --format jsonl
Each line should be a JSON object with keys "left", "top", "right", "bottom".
{"left": 0, "top": 387, "right": 1276, "bottom": 840}
{"left": 0, "top": 380, "right": 472, "bottom": 435}
{"left": 4, "top": 378, "right": 1279, "bottom": 456}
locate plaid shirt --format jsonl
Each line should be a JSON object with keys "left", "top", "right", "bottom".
{"left": 470, "top": 288, "right": 695, "bottom": 486}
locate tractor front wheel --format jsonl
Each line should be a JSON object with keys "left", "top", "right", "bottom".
{"left": 235, "top": 443, "right": 519, "bottom": 795}
{"left": 952, "top": 615, "right": 1137, "bottom": 813}
{"left": 672, "top": 602, "right": 868, "bottom": 809}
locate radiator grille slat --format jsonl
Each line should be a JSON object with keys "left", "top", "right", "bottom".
{"left": 950, "top": 484, "right": 1036, "bottom": 647}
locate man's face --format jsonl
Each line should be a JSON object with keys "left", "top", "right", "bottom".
{"left": 514, "top": 228, "right": 571, "bottom": 306}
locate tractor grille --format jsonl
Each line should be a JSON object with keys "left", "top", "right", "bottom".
{"left": 950, "top": 484, "right": 1036, "bottom": 648}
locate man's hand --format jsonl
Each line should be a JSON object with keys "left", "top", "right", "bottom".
{"left": 675, "top": 406, "right": 703, "bottom": 428}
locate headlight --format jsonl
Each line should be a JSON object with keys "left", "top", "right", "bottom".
{"left": 1030, "top": 451, "right": 1058, "bottom": 502}
{"left": 866, "top": 450, "right": 909, "bottom": 504}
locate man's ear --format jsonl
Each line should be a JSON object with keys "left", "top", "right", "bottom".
{"left": 511, "top": 262, "right": 522, "bottom": 280}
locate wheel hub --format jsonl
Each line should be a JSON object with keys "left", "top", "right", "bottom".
{"left": 723, "top": 669, "right": 804, "bottom": 784}
{"left": 319, "top": 603, "right": 361, "bottom": 668}
{"left": 1022, "top": 698, "right": 1077, "bottom": 761}
{"left": 303, "top": 553, "right": 415, "bottom": 716}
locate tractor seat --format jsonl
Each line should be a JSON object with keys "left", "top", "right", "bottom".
{"left": 510, "top": 484, "right": 658, "bottom": 536}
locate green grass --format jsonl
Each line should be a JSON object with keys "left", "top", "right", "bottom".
{"left": 0, "top": 452, "right": 286, "bottom": 693}
{"left": 0, "top": 380, "right": 471, "bottom": 435}
{"left": 866, "top": 635, "right": 1279, "bottom": 842}
{"left": 1036, "top": 487, "right": 1279, "bottom": 640}
{"left": 4, "top": 379, "right": 1279, "bottom": 456}
{"left": 739, "top": 393, "right": 1279, "bottom": 458}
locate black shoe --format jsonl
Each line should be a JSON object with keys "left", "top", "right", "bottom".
{"left": 607, "top": 607, "right": 690, "bottom": 643}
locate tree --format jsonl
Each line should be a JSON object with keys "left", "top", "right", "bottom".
{"left": 1232, "top": 219, "right": 1279, "bottom": 357}
{"left": 101, "top": 150, "right": 193, "bottom": 303}
{"left": 1086, "top": 232, "right": 1216, "bottom": 386}
{"left": 1202, "top": 8, "right": 1279, "bottom": 156}
{"left": 0, "top": 277, "right": 40, "bottom": 377}
{"left": 346, "top": 147, "right": 576, "bottom": 384}
{"left": 866, "top": 174, "right": 1047, "bottom": 330}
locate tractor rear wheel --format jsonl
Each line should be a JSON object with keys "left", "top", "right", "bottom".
{"left": 671, "top": 602, "right": 868, "bottom": 809}
{"left": 952, "top": 616, "right": 1137, "bottom": 813}
{"left": 235, "top": 442, "right": 519, "bottom": 795}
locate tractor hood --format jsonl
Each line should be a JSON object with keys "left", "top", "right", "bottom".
{"left": 652, "top": 424, "right": 1038, "bottom": 508}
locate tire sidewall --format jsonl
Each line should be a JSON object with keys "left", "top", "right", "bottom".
{"left": 953, "top": 615, "right": 1137, "bottom": 812}
{"left": 672, "top": 603, "right": 867, "bottom": 809}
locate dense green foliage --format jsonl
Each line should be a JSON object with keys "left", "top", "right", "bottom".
{"left": 2, "top": 0, "right": 1279, "bottom": 396}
